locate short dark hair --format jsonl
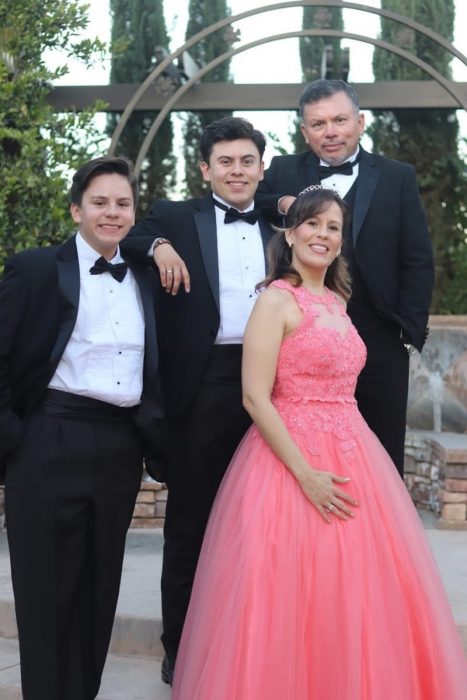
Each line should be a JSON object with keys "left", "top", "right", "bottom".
{"left": 299, "top": 79, "right": 360, "bottom": 118}
{"left": 259, "top": 187, "right": 351, "bottom": 302}
{"left": 70, "top": 155, "right": 138, "bottom": 208}
{"left": 199, "top": 117, "right": 266, "bottom": 162}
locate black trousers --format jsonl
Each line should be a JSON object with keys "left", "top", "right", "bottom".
{"left": 161, "top": 345, "right": 251, "bottom": 659}
{"left": 5, "top": 390, "right": 143, "bottom": 700}
{"left": 354, "top": 320, "right": 409, "bottom": 476}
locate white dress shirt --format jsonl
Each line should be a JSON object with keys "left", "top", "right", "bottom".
{"left": 213, "top": 196, "right": 266, "bottom": 344}
{"left": 319, "top": 147, "right": 360, "bottom": 199}
{"left": 49, "top": 233, "right": 145, "bottom": 406}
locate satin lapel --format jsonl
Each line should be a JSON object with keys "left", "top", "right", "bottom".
{"left": 194, "top": 203, "right": 220, "bottom": 313}
{"left": 303, "top": 152, "right": 320, "bottom": 188}
{"left": 49, "top": 237, "right": 80, "bottom": 370}
{"left": 129, "top": 264, "right": 159, "bottom": 382}
{"left": 353, "top": 151, "right": 380, "bottom": 245}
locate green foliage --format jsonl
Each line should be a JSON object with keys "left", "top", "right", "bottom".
{"left": 292, "top": 6, "right": 344, "bottom": 153}
{"left": 182, "top": 0, "right": 233, "bottom": 197}
{"left": 0, "top": 0, "right": 106, "bottom": 270}
{"left": 300, "top": 6, "right": 344, "bottom": 84}
{"left": 371, "top": 0, "right": 467, "bottom": 313}
{"left": 107, "top": 0, "right": 175, "bottom": 214}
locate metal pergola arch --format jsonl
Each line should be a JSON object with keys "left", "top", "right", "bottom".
{"left": 103, "top": 0, "right": 467, "bottom": 177}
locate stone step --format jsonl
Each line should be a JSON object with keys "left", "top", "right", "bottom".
{"left": 0, "top": 638, "right": 171, "bottom": 700}
{"left": 0, "top": 598, "right": 163, "bottom": 659}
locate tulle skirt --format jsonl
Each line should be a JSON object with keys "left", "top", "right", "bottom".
{"left": 172, "top": 406, "right": 467, "bottom": 699}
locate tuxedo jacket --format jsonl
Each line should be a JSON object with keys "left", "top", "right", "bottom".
{"left": 0, "top": 235, "right": 165, "bottom": 481}
{"left": 256, "top": 148, "right": 434, "bottom": 351}
{"left": 123, "top": 194, "right": 275, "bottom": 417}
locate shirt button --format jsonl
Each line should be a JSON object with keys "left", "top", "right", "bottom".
{"left": 118, "top": 351, "right": 122, "bottom": 355}
{"left": 117, "top": 381, "right": 121, "bottom": 385}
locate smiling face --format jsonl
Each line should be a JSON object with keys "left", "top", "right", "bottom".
{"left": 300, "top": 91, "right": 365, "bottom": 166}
{"left": 199, "top": 138, "right": 264, "bottom": 211}
{"left": 286, "top": 201, "right": 343, "bottom": 274}
{"left": 70, "top": 173, "right": 135, "bottom": 259}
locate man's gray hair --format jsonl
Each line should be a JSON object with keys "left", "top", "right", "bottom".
{"left": 299, "top": 79, "right": 360, "bottom": 118}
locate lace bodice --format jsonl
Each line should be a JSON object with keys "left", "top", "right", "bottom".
{"left": 269, "top": 279, "right": 367, "bottom": 457}
{"left": 271, "top": 280, "right": 366, "bottom": 404}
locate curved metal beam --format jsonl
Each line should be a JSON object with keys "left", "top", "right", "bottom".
{"left": 108, "top": 1, "right": 467, "bottom": 155}
{"left": 133, "top": 29, "right": 466, "bottom": 177}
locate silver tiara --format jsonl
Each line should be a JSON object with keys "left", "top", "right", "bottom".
{"left": 298, "top": 184, "right": 323, "bottom": 196}
{"left": 298, "top": 183, "right": 341, "bottom": 197}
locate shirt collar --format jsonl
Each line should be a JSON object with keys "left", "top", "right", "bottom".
{"left": 212, "top": 194, "right": 255, "bottom": 213}
{"left": 76, "top": 232, "right": 123, "bottom": 266}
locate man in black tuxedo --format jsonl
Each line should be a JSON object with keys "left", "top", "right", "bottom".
{"left": 256, "top": 79, "right": 434, "bottom": 476}
{"left": 0, "top": 156, "right": 164, "bottom": 700}
{"left": 125, "top": 117, "right": 274, "bottom": 684}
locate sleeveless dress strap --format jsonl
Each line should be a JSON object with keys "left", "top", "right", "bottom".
{"left": 270, "top": 279, "right": 310, "bottom": 312}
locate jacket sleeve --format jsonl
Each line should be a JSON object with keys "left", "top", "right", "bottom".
{"left": 395, "top": 166, "right": 434, "bottom": 351}
{"left": 255, "top": 157, "right": 290, "bottom": 220}
{"left": 121, "top": 200, "right": 173, "bottom": 261}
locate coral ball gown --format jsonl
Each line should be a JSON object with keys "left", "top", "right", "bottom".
{"left": 172, "top": 280, "right": 467, "bottom": 699}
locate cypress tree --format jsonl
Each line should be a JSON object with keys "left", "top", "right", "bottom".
{"left": 371, "top": 0, "right": 467, "bottom": 312}
{"left": 182, "top": 0, "right": 232, "bottom": 197}
{"left": 107, "top": 0, "right": 175, "bottom": 213}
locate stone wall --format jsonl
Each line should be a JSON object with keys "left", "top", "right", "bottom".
{"left": 131, "top": 480, "right": 167, "bottom": 528}
{"left": 404, "top": 430, "right": 439, "bottom": 512}
{"left": 404, "top": 430, "right": 467, "bottom": 529}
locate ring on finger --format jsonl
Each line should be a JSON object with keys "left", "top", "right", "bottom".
{"left": 325, "top": 503, "right": 334, "bottom": 513}
{"left": 167, "top": 269, "right": 173, "bottom": 274}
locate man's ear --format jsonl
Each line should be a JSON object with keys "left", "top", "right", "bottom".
{"left": 199, "top": 161, "right": 210, "bottom": 183}
{"left": 259, "top": 160, "right": 265, "bottom": 182}
{"left": 70, "top": 203, "right": 81, "bottom": 225}
{"left": 358, "top": 112, "right": 365, "bottom": 137}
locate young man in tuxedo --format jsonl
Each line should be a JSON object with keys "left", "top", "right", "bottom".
{"left": 125, "top": 117, "right": 274, "bottom": 684}
{"left": 0, "top": 156, "right": 164, "bottom": 700}
{"left": 256, "top": 79, "right": 434, "bottom": 476}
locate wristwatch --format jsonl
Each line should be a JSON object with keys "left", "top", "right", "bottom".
{"left": 400, "top": 329, "right": 416, "bottom": 356}
{"left": 403, "top": 343, "right": 417, "bottom": 356}
{"left": 152, "top": 237, "right": 171, "bottom": 253}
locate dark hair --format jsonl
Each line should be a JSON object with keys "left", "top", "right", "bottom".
{"left": 70, "top": 155, "right": 138, "bottom": 208}
{"left": 259, "top": 188, "right": 352, "bottom": 302}
{"left": 299, "top": 79, "right": 360, "bottom": 118}
{"left": 199, "top": 117, "right": 266, "bottom": 162}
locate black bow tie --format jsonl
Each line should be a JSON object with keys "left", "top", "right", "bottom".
{"left": 89, "top": 256, "right": 128, "bottom": 282}
{"left": 318, "top": 153, "right": 360, "bottom": 180}
{"left": 213, "top": 199, "right": 260, "bottom": 225}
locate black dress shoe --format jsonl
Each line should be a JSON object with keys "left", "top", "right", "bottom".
{"left": 161, "top": 654, "right": 176, "bottom": 686}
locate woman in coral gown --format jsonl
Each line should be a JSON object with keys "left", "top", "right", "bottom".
{"left": 172, "top": 187, "right": 467, "bottom": 699}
